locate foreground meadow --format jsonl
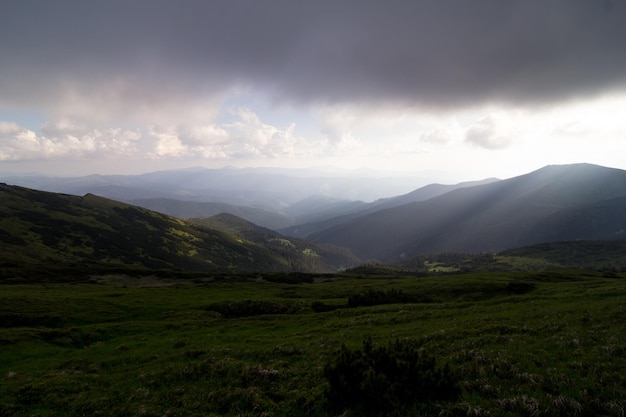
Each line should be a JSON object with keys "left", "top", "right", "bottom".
{"left": 1, "top": 270, "right": 625, "bottom": 416}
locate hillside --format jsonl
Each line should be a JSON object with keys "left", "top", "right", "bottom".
{"left": 0, "top": 184, "right": 355, "bottom": 276}
{"left": 310, "top": 164, "right": 626, "bottom": 261}
{"left": 391, "top": 240, "right": 626, "bottom": 274}
{"left": 190, "top": 213, "right": 361, "bottom": 273}
{"left": 129, "top": 198, "right": 294, "bottom": 230}
{"left": 282, "top": 195, "right": 369, "bottom": 225}
{"left": 280, "top": 178, "right": 498, "bottom": 238}
{"left": 498, "top": 239, "right": 626, "bottom": 271}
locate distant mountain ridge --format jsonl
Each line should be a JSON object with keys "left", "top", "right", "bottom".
{"left": 279, "top": 177, "right": 499, "bottom": 238}
{"left": 128, "top": 198, "right": 294, "bottom": 230}
{"left": 3, "top": 163, "right": 626, "bottom": 271}
{"left": 1, "top": 167, "right": 424, "bottom": 212}
{"left": 0, "top": 184, "right": 359, "bottom": 275}
{"left": 1, "top": 167, "right": 429, "bottom": 231}
{"left": 309, "top": 163, "right": 626, "bottom": 261}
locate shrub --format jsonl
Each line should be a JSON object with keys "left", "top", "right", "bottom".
{"left": 205, "top": 300, "right": 292, "bottom": 318}
{"left": 311, "top": 301, "right": 340, "bottom": 312}
{"left": 262, "top": 272, "right": 314, "bottom": 284}
{"left": 506, "top": 282, "right": 536, "bottom": 294}
{"left": 324, "top": 337, "right": 460, "bottom": 416}
{"left": 347, "top": 288, "right": 432, "bottom": 308}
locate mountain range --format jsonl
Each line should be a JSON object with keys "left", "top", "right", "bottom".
{"left": 0, "top": 184, "right": 358, "bottom": 276}
{"left": 308, "top": 163, "right": 626, "bottom": 261}
{"left": 278, "top": 178, "right": 498, "bottom": 238}
{"left": 0, "top": 169, "right": 496, "bottom": 230}
{"left": 2, "top": 163, "right": 626, "bottom": 272}
{"left": 1, "top": 167, "right": 423, "bottom": 224}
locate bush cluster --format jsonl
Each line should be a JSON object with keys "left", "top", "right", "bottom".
{"left": 506, "top": 281, "right": 536, "bottom": 294}
{"left": 205, "top": 300, "right": 295, "bottom": 318}
{"left": 347, "top": 288, "right": 432, "bottom": 308}
{"left": 310, "top": 301, "right": 341, "bottom": 312}
{"left": 324, "top": 337, "right": 460, "bottom": 416}
{"left": 262, "top": 272, "right": 315, "bottom": 284}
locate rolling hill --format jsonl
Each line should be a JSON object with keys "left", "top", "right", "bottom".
{"left": 309, "top": 163, "right": 626, "bottom": 261}
{"left": 0, "top": 184, "right": 359, "bottom": 277}
{"left": 498, "top": 239, "right": 626, "bottom": 271}
{"left": 190, "top": 213, "right": 361, "bottom": 273}
{"left": 391, "top": 239, "right": 626, "bottom": 274}
{"left": 128, "top": 198, "right": 294, "bottom": 230}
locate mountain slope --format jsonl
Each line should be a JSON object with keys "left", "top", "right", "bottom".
{"left": 129, "top": 198, "right": 294, "bottom": 230}
{"left": 190, "top": 213, "right": 361, "bottom": 272}
{"left": 310, "top": 164, "right": 626, "bottom": 261}
{"left": 0, "top": 184, "right": 348, "bottom": 275}
{"left": 282, "top": 195, "right": 369, "bottom": 224}
{"left": 371, "top": 177, "right": 500, "bottom": 210}
{"left": 279, "top": 178, "right": 498, "bottom": 238}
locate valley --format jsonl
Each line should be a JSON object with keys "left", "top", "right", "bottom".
{"left": 4, "top": 163, "right": 626, "bottom": 265}
{"left": 1, "top": 163, "right": 626, "bottom": 416}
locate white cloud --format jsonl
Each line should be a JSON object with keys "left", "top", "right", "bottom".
{"left": 3, "top": 89, "right": 626, "bottom": 181}
{"left": 224, "top": 107, "right": 324, "bottom": 159}
{"left": 0, "top": 121, "right": 24, "bottom": 137}
{"left": 95, "top": 129, "right": 142, "bottom": 154}
{"left": 147, "top": 128, "right": 186, "bottom": 158}
{"left": 1, "top": 108, "right": 329, "bottom": 164}
{"left": 184, "top": 125, "right": 229, "bottom": 146}
{"left": 0, "top": 120, "right": 142, "bottom": 161}
{"left": 420, "top": 127, "right": 456, "bottom": 145}
{"left": 316, "top": 106, "right": 360, "bottom": 145}
{"left": 464, "top": 115, "right": 514, "bottom": 150}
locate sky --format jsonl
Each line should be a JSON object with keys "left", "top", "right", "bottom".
{"left": 1, "top": 0, "right": 626, "bottom": 183}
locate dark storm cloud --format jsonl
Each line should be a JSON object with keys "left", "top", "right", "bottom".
{"left": 2, "top": 0, "right": 626, "bottom": 113}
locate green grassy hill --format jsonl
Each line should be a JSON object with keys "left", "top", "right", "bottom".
{"left": 391, "top": 240, "right": 626, "bottom": 274}
{"left": 497, "top": 240, "right": 626, "bottom": 271}
{"left": 129, "top": 197, "right": 294, "bottom": 230}
{"left": 190, "top": 213, "right": 361, "bottom": 273}
{"left": 0, "top": 184, "right": 298, "bottom": 277}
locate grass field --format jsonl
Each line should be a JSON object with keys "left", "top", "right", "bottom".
{"left": 1, "top": 270, "right": 625, "bottom": 416}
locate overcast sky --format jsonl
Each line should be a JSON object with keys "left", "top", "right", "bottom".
{"left": 1, "top": 0, "right": 626, "bottom": 182}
